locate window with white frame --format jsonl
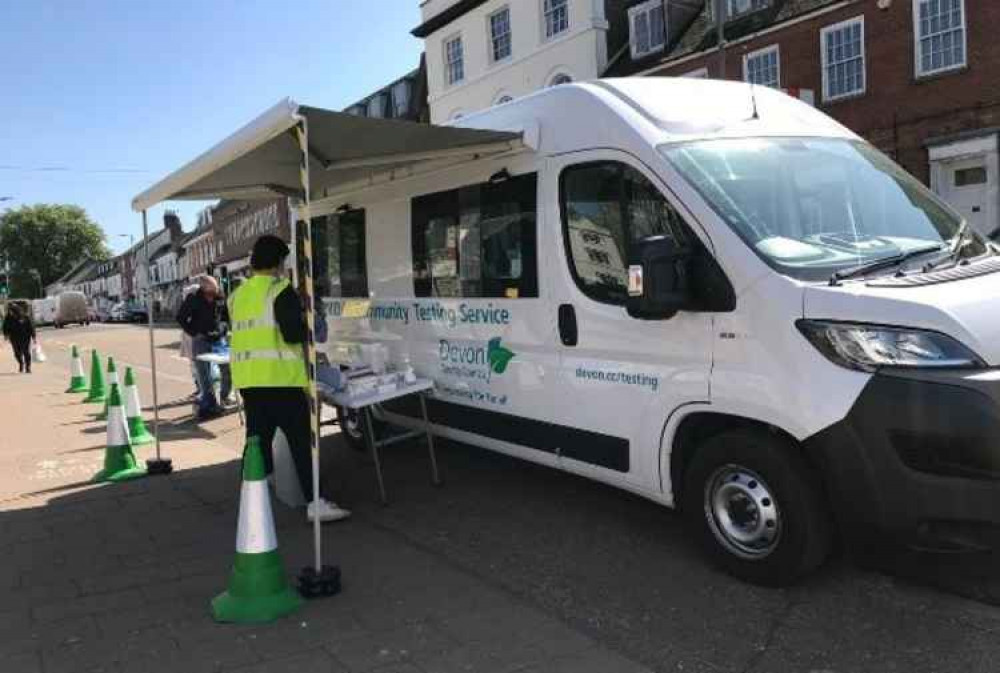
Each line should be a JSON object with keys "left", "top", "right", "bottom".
{"left": 543, "top": 0, "right": 569, "bottom": 39}
{"left": 391, "top": 79, "right": 411, "bottom": 117}
{"left": 444, "top": 35, "right": 464, "bottom": 85}
{"left": 821, "top": 17, "right": 865, "bottom": 101}
{"left": 743, "top": 45, "right": 779, "bottom": 88}
{"left": 708, "top": 0, "right": 769, "bottom": 21}
{"left": 728, "top": 0, "right": 771, "bottom": 19}
{"left": 629, "top": 0, "right": 666, "bottom": 59}
{"left": 489, "top": 7, "right": 512, "bottom": 63}
{"left": 914, "top": 0, "right": 966, "bottom": 77}
{"left": 367, "top": 93, "right": 385, "bottom": 118}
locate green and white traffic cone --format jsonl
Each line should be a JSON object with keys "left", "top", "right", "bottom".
{"left": 83, "top": 350, "right": 107, "bottom": 403}
{"left": 123, "top": 367, "right": 154, "bottom": 446}
{"left": 212, "top": 436, "right": 303, "bottom": 623}
{"left": 96, "top": 358, "right": 119, "bottom": 421}
{"left": 65, "top": 345, "right": 88, "bottom": 393}
{"left": 93, "top": 383, "right": 147, "bottom": 483}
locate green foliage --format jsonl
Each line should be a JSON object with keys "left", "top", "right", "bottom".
{"left": 0, "top": 204, "right": 110, "bottom": 297}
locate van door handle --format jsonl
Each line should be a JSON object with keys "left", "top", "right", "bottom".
{"left": 558, "top": 304, "right": 578, "bottom": 347}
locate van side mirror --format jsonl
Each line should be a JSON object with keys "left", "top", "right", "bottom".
{"left": 626, "top": 235, "right": 693, "bottom": 320}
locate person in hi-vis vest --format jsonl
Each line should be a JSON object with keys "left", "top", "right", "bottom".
{"left": 228, "top": 235, "right": 350, "bottom": 523}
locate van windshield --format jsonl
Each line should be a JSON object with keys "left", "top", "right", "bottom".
{"left": 661, "top": 138, "right": 989, "bottom": 282}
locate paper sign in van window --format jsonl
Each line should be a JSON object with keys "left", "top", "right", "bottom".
{"left": 628, "top": 265, "right": 644, "bottom": 296}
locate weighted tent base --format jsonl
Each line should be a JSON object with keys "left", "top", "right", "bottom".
{"left": 297, "top": 564, "right": 342, "bottom": 599}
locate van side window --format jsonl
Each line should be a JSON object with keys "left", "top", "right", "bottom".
{"left": 412, "top": 172, "right": 538, "bottom": 298}
{"left": 561, "top": 162, "right": 691, "bottom": 305}
{"left": 313, "top": 209, "right": 368, "bottom": 298}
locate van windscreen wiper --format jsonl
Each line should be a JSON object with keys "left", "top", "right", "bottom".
{"left": 829, "top": 244, "right": 945, "bottom": 286}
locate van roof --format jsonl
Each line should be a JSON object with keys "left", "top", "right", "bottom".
{"left": 449, "top": 78, "right": 856, "bottom": 153}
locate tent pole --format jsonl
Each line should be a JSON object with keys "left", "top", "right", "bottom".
{"left": 293, "top": 117, "right": 340, "bottom": 598}
{"left": 143, "top": 209, "right": 171, "bottom": 475}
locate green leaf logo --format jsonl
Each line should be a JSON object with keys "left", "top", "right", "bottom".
{"left": 487, "top": 337, "right": 516, "bottom": 375}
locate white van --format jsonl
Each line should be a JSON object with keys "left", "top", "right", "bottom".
{"left": 53, "top": 291, "right": 90, "bottom": 327}
{"left": 309, "top": 79, "right": 1000, "bottom": 585}
{"left": 31, "top": 297, "right": 57, "bottom": 325}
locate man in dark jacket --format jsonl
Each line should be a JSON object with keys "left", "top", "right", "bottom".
{"left": 176, "top": 275, "right": 231, "bottom": 420}
{"left": 2, "top": 303, "right": 36, "bottom": 373}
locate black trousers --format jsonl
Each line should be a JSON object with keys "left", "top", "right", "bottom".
{"left": 10, "top": 340, "right": 30, "bottom": 371}
{"left": 240, "top": 387, "right": 315, "bottom": 502}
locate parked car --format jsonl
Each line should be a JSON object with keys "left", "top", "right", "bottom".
{"left": 126, "top": 304, "right": 149, "bottom": 323}
{"left": 108, "top": 302, "right": 129, "bottom": 323}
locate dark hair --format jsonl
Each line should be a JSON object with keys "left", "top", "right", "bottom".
{"left": 250, "top": 235, "right": 291, "bottom": 270}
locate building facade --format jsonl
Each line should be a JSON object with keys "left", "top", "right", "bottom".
{"left": 343, "top": 61, "right": 430, "bottom": 122}
{"left": 608, "top": 0, "right": 1000, "bottom": 239}
{"left": 415, "top": 0, "right": 624, "bottom": 122}
{"left": 210, "top": 198, "right": 291, "bottom": 291}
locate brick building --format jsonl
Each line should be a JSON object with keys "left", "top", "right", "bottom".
{"left": 607, "top": 0, "right": 999, "bottom": 238}
{"left": 210, "top": 198, "right": 290, "bottom": 291}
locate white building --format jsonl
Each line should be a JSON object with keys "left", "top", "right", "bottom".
{"left": 415, "top": 0, "right": 614, "bottom": 123}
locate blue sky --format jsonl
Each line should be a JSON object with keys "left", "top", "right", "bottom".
{"left": 0, "top": 0, "right": 423, "bottom": 253}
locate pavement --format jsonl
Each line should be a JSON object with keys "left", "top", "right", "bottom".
{"left": 0, "top": 323, "right": 999, "bottom": 673}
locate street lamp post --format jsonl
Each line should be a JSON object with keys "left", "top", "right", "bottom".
{"left": 29, "top": 269, "right": 43, "bottom": 298}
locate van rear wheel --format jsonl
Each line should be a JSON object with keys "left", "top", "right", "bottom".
{"left": 682, "top": 428, "right": 832, "bottom": 586}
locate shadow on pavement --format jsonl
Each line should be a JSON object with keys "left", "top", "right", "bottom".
{"left": 1, "top": 426, "right": 997, "bottom": 673}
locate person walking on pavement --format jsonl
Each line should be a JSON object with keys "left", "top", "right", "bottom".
{"left": 2, "top": 303, "right": 37, "bottom": 373}
{"left": 228, "top": 235, "right": 349, "bottom": 523}
{"left": 177, "top": 275, "right": 232, "bottom": 420}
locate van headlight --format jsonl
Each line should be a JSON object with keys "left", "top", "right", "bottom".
{"left": 796, "top": 320, "right": 985, "bottom": 372}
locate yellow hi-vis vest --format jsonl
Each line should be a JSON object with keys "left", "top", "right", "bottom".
{"left": 228, "top": 275, "right": 308, "bottom": 390}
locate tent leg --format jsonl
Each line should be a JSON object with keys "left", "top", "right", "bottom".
{"left": 291, "top": 118, "right": 340, "bottom": 600}
{"left": 142, "top": 209, "right": 172, "bottom": 476}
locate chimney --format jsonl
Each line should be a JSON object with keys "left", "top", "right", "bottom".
{"left": 164, "top": 210, "right": 183, "bottom": 247}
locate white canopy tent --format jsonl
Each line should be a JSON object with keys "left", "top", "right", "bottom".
{"left": 132, "top": 98, "right": 525, "bottom": 580}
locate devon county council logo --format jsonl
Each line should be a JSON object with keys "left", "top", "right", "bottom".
{"left": 487, "top": 338, "right": 516, "bottom": 375}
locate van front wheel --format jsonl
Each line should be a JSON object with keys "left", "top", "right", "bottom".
{"left": 682, "top": 428, "right": 832, "bottom": 586}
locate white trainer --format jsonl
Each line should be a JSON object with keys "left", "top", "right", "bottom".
{"left": 306, "top": 498, "right": 351, "bottom": 523}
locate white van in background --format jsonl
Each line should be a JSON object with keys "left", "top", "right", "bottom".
{"left": 310, "top": 79, "right": 1000, "bottom": 586}
{"left": 31, "top": 297, "right": 57, "bottom": 326}
{"left": 31, "top": 292, "right": 90, "bottom": 328}
{"left": 53, "top": 291, "right": 90, "bottom": 327}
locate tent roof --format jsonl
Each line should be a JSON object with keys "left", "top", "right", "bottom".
{"left": 132, "top": 98, "right": 524, "bottom": 212}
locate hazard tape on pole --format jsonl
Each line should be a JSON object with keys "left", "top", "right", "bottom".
{"left": 292, "top": 119, "right": 324, "bottom": 572}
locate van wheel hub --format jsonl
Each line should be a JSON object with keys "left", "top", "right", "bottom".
{"left": 705, "top": 465, "right": 781, "bottom": 559}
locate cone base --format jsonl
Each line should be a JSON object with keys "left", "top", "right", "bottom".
{"left": 84, "top": 393, "right": 107, "bottom": 404}
{"left": 66, "top": 379, "right": 88, "bottom": 393}
{"left": 127, "top": 419, "right": 155, "bottom": 445}
{"left": 93, "top": 466, "right": 147, "bottom": 483}
{"left": 211, "top": 586, "right": 303, "bottom": 624}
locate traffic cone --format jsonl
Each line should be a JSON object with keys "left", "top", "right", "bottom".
{"left": 123, "top": 367, "right": 154, "bottom": 446}
{"left": 96, "top": 358, "right": 119, "bottom": 421}
{"left": 83, "top": 350, "right": 106, "bottom": 403}
{"left": 212, "top": 436, "right": 303, "bottom": 623}
{"left": 65, "top": 345, "right": 88, "bottom": 393}
{"left": 93, "top": 383, "right": 147, "bottom": 483}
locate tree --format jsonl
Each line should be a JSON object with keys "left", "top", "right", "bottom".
{"left": 0, "top": 204, "right": 110, "bottom": 298}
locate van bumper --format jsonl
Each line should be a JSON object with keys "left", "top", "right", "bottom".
{"left": 804, "top": 369, "right": 1000, "bottom": 552}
